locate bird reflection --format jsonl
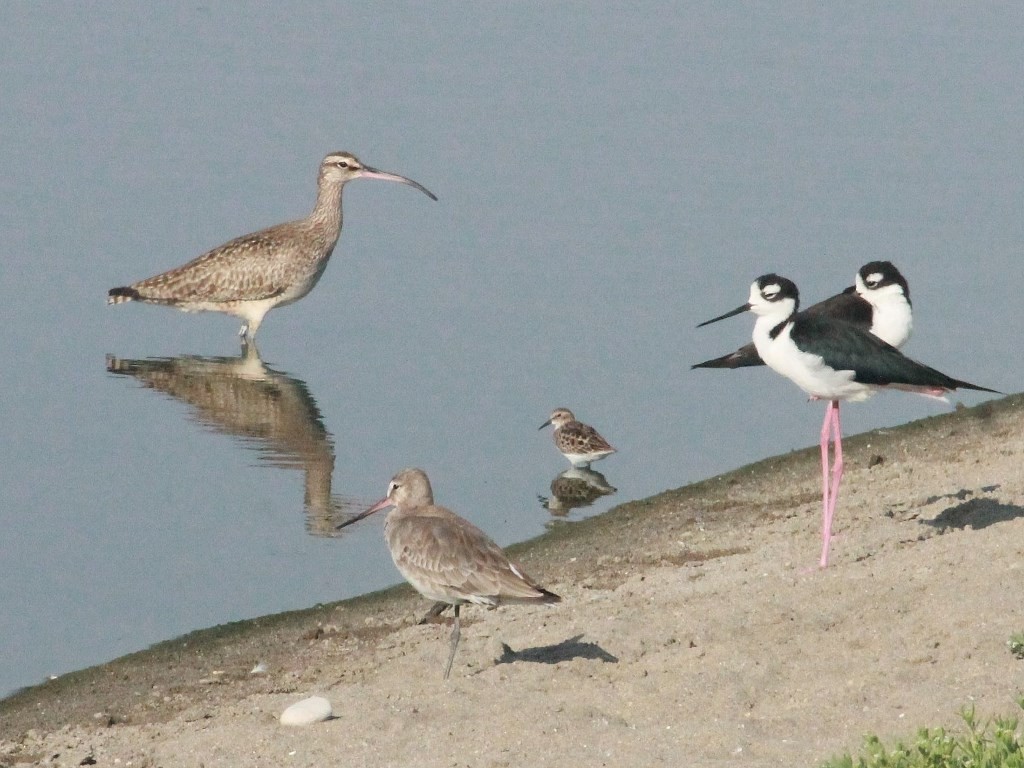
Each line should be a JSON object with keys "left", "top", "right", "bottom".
{"left": 538, "top": 467, "right": 617, "bottom": 518}
{"left": 105, "top": 343, "right": 360, "bottom": 536}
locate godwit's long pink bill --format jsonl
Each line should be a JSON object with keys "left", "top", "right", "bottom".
{"left": 337, "top": 468, "right": 560, "bottom": 678}
{"left": 697, "top": 273, "right": 997, "bottom": 568}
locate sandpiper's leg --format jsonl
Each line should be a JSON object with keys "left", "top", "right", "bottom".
{"left": 443, "top": 605, "right": 461, "bottom": 679}
{"left": 418, "top": 601, "right": 449, "bottom": 624}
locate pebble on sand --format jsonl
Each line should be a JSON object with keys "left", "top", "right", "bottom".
{"left": 279, "top": 696, "right": 333, "bottom": 726}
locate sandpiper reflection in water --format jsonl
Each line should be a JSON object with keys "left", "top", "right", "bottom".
{"left": 105, "top": 343, "right": 361, "bottom": 535}
{"left": 539, "top": 468, "right": 617, "bottom": 518}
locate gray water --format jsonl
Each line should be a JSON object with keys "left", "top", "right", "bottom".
{"left": 1, "top": 3, "right": 1020, "bottom": 697}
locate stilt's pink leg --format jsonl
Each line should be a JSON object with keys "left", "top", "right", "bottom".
{"left": 819, "top": 401, "right": 843, "bottom": 568}
{"left": 819, "top": 403, "right": 832, "bottom": 567}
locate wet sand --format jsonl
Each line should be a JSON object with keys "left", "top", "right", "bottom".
{"left": 3, "top": 394, "right": 1023, "bottom": 767}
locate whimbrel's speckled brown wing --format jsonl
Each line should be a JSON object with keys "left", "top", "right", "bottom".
{"left": 130, "top": 226, "right": 313, "bottom": 304}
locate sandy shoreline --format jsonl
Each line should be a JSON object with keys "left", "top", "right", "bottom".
{"left": 3, "top": 394, "right": 1023, "bottom": 766}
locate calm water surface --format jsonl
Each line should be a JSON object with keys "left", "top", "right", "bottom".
{"left": 1, "top": 4, "right": 1020, "bottom": 697}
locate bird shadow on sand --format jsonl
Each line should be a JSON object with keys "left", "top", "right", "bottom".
{"left": 495, "top": 634, "right": 618, "bottom": 666}
{"left": 920, "top": 496, "right": 1024, "bottom": 533}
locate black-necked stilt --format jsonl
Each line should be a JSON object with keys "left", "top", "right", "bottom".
{"left": 693, "top": 261, "right": 913, "bottom": 369}
{"left": 698, "top": 273, "right": 998, "bottom": 568}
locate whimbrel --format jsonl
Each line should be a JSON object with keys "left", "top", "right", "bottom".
{"left": 539, "top": 408, "right": 616, "bottom": 468}
{"left": 108, "top": 152, "right": 436, "bottom": 341}
{"left": 693, "top": 261, "right": 913, "bottom": 369}
{"left": 697, "top": 274, "right": 996, "bottom": 568}
{"left": 336, "top": 468, "right": 560, "bottom": 679}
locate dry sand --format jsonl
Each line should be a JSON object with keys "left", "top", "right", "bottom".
{"left": 3, "top": 395, "right": 1023, "bottom": 767}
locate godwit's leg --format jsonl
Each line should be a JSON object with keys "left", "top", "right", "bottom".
{"left": 443, "top": 605, "right": 461, "bottom": 680}
{"left": 819, "top": 400, "right": 843, "bottom": 568}
{"left": 418, "top": 601, "right": 449, "bottom": 624}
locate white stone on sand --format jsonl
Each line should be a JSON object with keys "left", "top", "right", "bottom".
{"left": 279, "top": 696, "right": 332, "bottom": 726}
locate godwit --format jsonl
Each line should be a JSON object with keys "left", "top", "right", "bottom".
{"left": 693, "top": 261, "right": 913, "bottom": 369}
{"left": 337, "top": 468, "right": 560, "bottom": 679}
{"left": 108, "top": 151, "right": 436, "bottom": 341}
{"left": 698, "top": 274, "right": 996, "bottom": 567}
{"left": 539, "top": 408, "right": 616, "bottom": 468}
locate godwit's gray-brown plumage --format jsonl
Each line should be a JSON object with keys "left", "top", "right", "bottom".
{"left": 108, "top": 152, "right": 436, "bottom": 341}
{"left": 336, "top": 468, "right": 560, "bottom": 679}
{"left": 539, "top": 408, "right": 616, "bottom": 468}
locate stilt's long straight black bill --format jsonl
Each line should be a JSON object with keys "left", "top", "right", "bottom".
{"left": 697, "top": 303, "right": 751, "bottom": 328}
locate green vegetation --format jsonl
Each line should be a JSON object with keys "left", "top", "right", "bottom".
{"left": 822, "top": 700, "right": 1024, "bottom": 768}
{"left": 1009, "top": 633, "right": 1024, "bottom": 660}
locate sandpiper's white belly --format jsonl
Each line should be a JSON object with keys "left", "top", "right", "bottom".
{"left": 563, "top": 450, "right": 613, "bottom": 468}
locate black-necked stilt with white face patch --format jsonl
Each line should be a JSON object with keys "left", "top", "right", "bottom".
{"left": 692, "top": 261, "right": 913, "bottom": 369}
{"left": 698, "top": 273, "right": 998, "bottom": 568}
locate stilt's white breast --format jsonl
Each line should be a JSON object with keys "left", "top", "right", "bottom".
{"left": 866, "top": 285, "right": 913, "bottom": 349}
{"left": 753, "top": 319, "right": 875, "bottom": 402}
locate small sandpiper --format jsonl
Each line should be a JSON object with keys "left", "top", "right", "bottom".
{"left": 539, "top": 408, "right": 616, "bottom": 468}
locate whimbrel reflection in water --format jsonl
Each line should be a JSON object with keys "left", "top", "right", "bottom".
{"left": 538, "top": 467, "right": 617, "bottom": 518}
{"left": 105, "top": 343, "right": 361, "bottom": 536}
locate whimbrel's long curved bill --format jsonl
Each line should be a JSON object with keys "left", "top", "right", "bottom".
{"left": 360, "top": 166, "right": 438, "bottom": 201}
